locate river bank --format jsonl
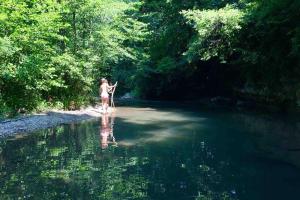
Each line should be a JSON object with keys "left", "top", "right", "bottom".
{"left": 1, "top": 96, "right": 299, "bottom": 138}
{"left": 0, "top": 106, "right": 104, "bottom": 137}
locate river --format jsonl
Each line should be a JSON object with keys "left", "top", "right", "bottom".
{"left": 0, "top": 102, "right": 300, "bottom": 199}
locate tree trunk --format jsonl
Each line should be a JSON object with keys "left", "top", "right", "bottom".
{"left": 72, "top": 11, "right": 77, "bottom": 53}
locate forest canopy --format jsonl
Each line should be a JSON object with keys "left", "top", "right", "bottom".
{"left": 1, "top": 0, "right": 300, "bottom": 116}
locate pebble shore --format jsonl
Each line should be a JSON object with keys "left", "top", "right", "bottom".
{"left": 0, "top": 106, "right": 104, "bottom": 137}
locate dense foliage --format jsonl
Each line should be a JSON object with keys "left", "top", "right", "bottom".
{"left": 1, "top": 0, "right": 300, "bottom": 116}
{"left": 0, "top": 0, "right": 148, "bottom": 116}
{"left": 133, "top": 0, "right": 300, "bottom": 106}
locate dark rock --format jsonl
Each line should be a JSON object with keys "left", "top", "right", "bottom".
{"left": 18, "top": 108, "right": 27, "bottom": 114}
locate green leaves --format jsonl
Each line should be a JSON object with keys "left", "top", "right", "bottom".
{"left": 182, "top": 5, "right": 244, "bottom": 62}
{"left": 0, "top": 0, "right": 70, "bottom": 111}
{"left": 0, "top": 37, "right": 19, "bottom": 61}
{"left": 156, "top": 57, "right": 177, "bottom": 73}
{"left": 1, "top": 0, "right": 299, "bottom": 111}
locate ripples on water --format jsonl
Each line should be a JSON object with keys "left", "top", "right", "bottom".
{"left": 0, "top": 104, "right": 300, "bottom": 200}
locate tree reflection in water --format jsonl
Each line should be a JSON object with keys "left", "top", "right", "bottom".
{"left": 0, "top": 106, "right": 300, "bottom": 199}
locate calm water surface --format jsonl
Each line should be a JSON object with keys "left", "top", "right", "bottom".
{"left": 1, "top": 103, "right": 300, "bottom": 200}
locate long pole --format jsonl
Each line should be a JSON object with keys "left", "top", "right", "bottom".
{"left": 110, "top": 82, "right": 117, "bottom": 108}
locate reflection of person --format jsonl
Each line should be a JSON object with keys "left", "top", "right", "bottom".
{"left": 100, "top": 113, "right": 116, "bottom": 149}
{"left": 100, "top": 114, "right": 110, "bottom": 149}
{"left": 99, "top": 78, "right": 113, "bottom": 113}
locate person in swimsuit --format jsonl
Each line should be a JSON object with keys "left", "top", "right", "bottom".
{"left": 99, "top": 78, "right": 113, "bottom": 113}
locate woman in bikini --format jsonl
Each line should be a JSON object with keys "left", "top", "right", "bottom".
{"left": 99, "top": 78, "right": 113, "bottom": 113}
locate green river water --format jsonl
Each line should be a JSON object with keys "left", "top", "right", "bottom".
{"left": 0, "top": 103, "right": 300, "bottom": 200}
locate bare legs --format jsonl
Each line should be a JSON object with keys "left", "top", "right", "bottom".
{"left": 101, "top": 97, "right": 109, "bottom": 113}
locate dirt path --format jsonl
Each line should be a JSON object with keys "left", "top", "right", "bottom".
{"left": 0, "top": 106, "right": 104, "bottom": 137}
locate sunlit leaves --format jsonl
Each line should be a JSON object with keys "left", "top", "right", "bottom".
{"left": 0, "top": 0, "right": 67, "bottom": 111}
{"left": 182, "top": 5, "right": 244, "bottom": 62}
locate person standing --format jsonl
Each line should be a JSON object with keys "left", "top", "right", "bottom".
{"left": 99, "top": 78, "right": 113, "bottom": 113}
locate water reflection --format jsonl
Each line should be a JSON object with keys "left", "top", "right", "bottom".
{"left": 114, "top": 107, "right": 206, "bottom": 146}
{"left": 233, "top": 112, "right": 300, "bottom": 167}
{"left": 0, "top": 106, "right": 300, "bottom": 200}
{"left": 100, "top": 113, "right": 117, "bottom": 149}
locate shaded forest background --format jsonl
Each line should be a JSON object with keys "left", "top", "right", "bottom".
{"left": 1, "top": 0, "right": 300, "bottom": 116}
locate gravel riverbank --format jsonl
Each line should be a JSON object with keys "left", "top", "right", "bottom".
{"left": 0, "top": 106, "right": 103, "bottom": 137}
